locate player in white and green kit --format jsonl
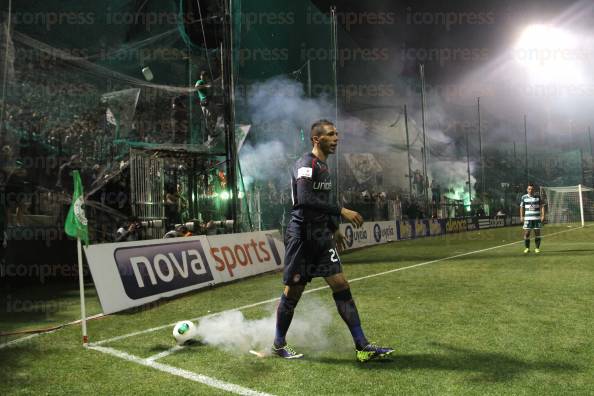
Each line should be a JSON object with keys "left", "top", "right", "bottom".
{"left": 519, "top": 183, "right": 546, "bottom": 253}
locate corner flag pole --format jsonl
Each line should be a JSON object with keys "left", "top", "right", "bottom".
{"left": 65, "top": 170, "right": 89, "bottom": 345}
{"left": 77, "top": 238, "right": 88, "bottom": 346}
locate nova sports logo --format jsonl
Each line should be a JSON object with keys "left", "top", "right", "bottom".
{"left": 114, "top": 240, "right": 214, "bottom": 300}
{"left": 210, "top": 235, "right": 282, "bottom": 277}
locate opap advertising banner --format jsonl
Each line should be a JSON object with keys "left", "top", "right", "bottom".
{"left": 340, "top": 221, "right": 395, "bottom": 250}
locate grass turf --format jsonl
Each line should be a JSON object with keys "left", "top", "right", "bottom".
{"left": 1, "top": 224, "right": 593, "bottom": 395}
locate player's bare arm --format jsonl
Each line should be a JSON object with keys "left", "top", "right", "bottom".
{"left": 341, "top": 207, "right": 363, "bottom": 228}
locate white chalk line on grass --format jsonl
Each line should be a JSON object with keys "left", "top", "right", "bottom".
{"left": 88, "top": 345, "right": 274, "bottom": 396}
{"left": 0, "top": 313, "right": 105, "bottom": 350}
{"left": 146, "top": 345, "right": 184, "bottom": 362}
{"left": 0, "top": 333, "right": 42, "bottom": 350}
{"left": 93, "top": 225, "right": 586, "bottom": 351}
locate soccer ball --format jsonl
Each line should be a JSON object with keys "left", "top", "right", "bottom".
{"left": 172, "top": 320, "right": 197, "bottom": 345}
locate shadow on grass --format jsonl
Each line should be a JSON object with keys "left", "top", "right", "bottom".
{"left": 310, "top": 342, "right": 581, "bottom": 382}
{"left": 148, "top": 343, "right": 174, "bottom": 353}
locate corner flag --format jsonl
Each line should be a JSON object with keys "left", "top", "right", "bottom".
{"left": 64, "top": 170, "right": 90, "bottom": 345}
{"left": 64, "top": 170, "right": 89, "bottom": 245}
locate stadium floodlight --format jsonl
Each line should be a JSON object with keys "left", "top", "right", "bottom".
{"left": 542, "top": 184, "right": 594, "bottom": 227}
{"left": 513, "top": 24, "right": 584, "bottom": 85}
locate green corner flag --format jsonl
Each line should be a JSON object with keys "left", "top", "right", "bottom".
{"left": 64, "top": 170, "right": 89, "bottom": 245}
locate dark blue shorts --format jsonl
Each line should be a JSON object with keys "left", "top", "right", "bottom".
{"left": 282, "top": 233, "right": 342, "bottom": 285}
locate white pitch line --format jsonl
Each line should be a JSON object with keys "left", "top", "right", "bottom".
{"left": 146, "top": 345, "right": 185, "bottom": 362}
{"left": 90, "top": 225, "right": 587, "bottom": 348}
{"left": 88, "top": 345, "right": 275, "bottom": 396}
{"left": 0, "top": 313, "right": 105, "bottom": 350}
{"left": 0, "top": 333, "right": 41, "bottom": 350}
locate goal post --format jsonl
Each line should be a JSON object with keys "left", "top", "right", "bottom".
{"left": 541, "top": 184, "right": 594, "bottom": 227}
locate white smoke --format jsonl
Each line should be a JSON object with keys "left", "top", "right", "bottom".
{"left": 238, "top": 76, "right": 337, "bottom": 189}
{"left": 239, "top": 140, "right": 290, "bottom": 189}
{"left": 239, "top": 74, "right": 479, "bottom": 195}
{"left": 247, "top": 76, "right": 335, "bottom": 127}
{"left": 195, "top": 297, "right": 343, "bottom": 356}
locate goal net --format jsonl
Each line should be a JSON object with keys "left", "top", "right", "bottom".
{"left": 541, "top": 185, "right": 594, "bottom": 226}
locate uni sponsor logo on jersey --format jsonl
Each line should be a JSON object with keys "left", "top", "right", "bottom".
{"left": 313, "top": 181, "right": 332, "bottom": 190}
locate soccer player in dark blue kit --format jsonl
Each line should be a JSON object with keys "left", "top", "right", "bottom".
{"left": 272, "top": 119, "right": 394, "bottom": 362}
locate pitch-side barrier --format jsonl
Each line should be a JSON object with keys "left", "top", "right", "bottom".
{"left": 85, "top": 216, "right": 521, "bottom": 314}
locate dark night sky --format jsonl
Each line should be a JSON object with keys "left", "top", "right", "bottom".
{"left": 310, "top": 0, "right": 586, "bottom": 84}
{"left": 303, "top": 0, "right": 594, "bottom": 143}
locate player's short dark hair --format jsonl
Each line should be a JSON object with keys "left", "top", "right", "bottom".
{"left": 527, "top": 182, "right": 535, "bottom": 187}
{"left": 310, "top": 119, "right": 334, "bottom": 143}
{"left": 200, "top": 70, "right": 208, "bottom": 79}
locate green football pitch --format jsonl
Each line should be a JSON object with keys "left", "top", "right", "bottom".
{"left": 1, "top": 224, "right": 593, "bottom": 395}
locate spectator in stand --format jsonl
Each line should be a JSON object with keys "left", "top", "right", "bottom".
{"left": 195, "top": 71, "right": 215, "bottom": 142}
{"left": 115, "top": 216, "right": 144, "bottom": 242}
{"left": 163, "top": 224, "right": 193, "bottom": 238}
{"left": 476, "top": 206, "right": 486, "bottom": 217}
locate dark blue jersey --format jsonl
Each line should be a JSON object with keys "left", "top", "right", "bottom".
{"left": 286, "top": 152, "right": 341, "bottom": 238}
